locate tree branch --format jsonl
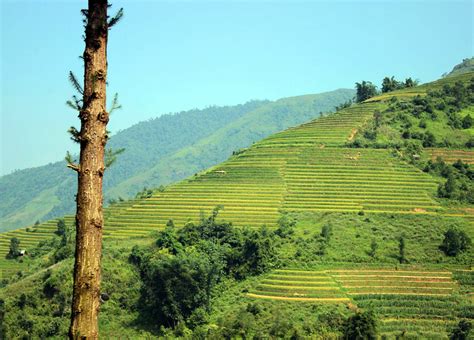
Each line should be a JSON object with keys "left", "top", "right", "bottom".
{"left": 67, "top": 163, "right": 80, "bottom": 172}
{"left": 65, "top": 151, "right": 80, "bottom": 172}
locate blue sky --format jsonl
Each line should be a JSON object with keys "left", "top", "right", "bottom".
{"left": 1, "top": 0, "right": 472, "bottom": 175}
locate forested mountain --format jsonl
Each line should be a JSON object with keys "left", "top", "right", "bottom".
{"left": 0, "top": 89, "right": 354, "bottom": 232}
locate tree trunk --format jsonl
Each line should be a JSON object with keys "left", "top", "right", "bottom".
{"left": 69, "top": 1, "right": 108, "bottom": 338}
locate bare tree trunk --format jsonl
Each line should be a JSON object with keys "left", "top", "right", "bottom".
{"left": 69, "top": 1, "right": 108, "bottom": 338}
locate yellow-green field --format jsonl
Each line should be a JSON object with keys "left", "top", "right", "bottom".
{"left": 248, "top": 268, "right": 471, "bottom": 338}
{"left": 425, "top": 148, "right": 474, "bottom": 164}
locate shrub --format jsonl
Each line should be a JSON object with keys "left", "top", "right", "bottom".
{"left": 450, "top": 320, "right": 472, "bottom": 340}
{"left": 275, "top": 215, "right": 296, "bottom": 238}
{"left": 398, "top": 236, "right": 407, "bottom": 264}
{"left": 462, "top": 115, "right": 473, "bottom": 129}
{"left": 466, "top": 137, "right": 474, "bottom": 148}
{"left": 321, "top": 225, "right": 333, "bottom": 242}
{"left": 6, "top": 238, "right": 20, "bottom": 259}
{"left": 55, "top": 219, "right": 66, "bottom": 236}
{"left": 440, "top": 228, "right": 471, "bottom": 256}
{"left": 368, "top": 240, "right": 378, "bottom": 258}
{"left": 137, "top": 253, "right": 222, "bottom": 327}
{"left": 422, "top": 132, "right": 436, "bottom": 147}
{"left": 343, "top": 311, "right": 377, "bottom": 340}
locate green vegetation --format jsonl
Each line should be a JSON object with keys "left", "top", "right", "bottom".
{"left": 0, "top": 69, "right": 473, "bottom": 338}
{"left": 130, "top": 209, "right": 277, "bottom": 330}
{"left": 382, "top": 76, "right": 418, "bottom": 93}
{"left": 6, "top": 238, "right": 20, "bottom": 259}
{"left": 449, "top": 320, "right": 472, "bottom": 340}
{"left": 355, "top": 80, "right": 378, "bottom": 102}
{"left": 4, "top": 210, "right": 471, "bottom": 338}
{"left": 398, "top": 235, "right": 407, "bottom": 264}
{"left": 440, "top": 228, "right": 471, "bottom": 257}
{"left": 343, "top": 311, "right": 377, "bottom": 340}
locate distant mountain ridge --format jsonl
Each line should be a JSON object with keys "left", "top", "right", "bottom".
{"left": 444, "top": 57, "right": 474, "bottom": 78}
{"left": 0, "top": 88, "right": 354, "bottom": 232}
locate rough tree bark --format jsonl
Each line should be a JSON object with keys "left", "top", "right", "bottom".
{"left": 69, "top": 1, "right": 109, "bottom": 338}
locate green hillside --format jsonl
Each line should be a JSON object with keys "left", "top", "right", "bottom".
{"left": 1, "top": 72, "right": 473, "bottom": 338}
{"left": 0, "top": 89, "right": 354, "bottom": 232}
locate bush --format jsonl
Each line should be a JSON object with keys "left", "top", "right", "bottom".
{"left": 137, "top": 253, "right": 222, "bottom": 327}
{"left": 6, "top": 238, "right": 20, "bottom": 259}
{"left": 466, "top": 137, "right": 474, "bottom": 148}
{"left": 440, "top": 228, "right": 471, "bottom": 256}
{"left": 343, "top": 311, "right": 377, "bottom": 340}
{"left": 398, "top": 236, "right": 407, "bottom": 264}
{"left": 368, "top": 240, "right": 378, "bottom": 258}
{"left": 462, "top": 115, "right": 473, "bottom": 129}
{"left": 321, "top": 225, "right": 333, "bottom": 242}
{"left": 422, "top": 132, "right": 436, "bottom": 147}
{"left": 450, "top": 319, "right": 472, "bottom": 340}
{"left": 275, "top": 215, "right": 296, "bottom": 238}
{"left": 55, "top": 219, "right": 66, "bottom": 236}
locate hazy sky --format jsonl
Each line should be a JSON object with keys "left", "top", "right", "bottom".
{"left": 1, "top": 0, "right": 472, "bottom": 175}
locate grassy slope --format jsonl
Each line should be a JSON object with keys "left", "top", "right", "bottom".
{"left": 1, "top": 73, "right": 473, "bottom": 338}
{"left": 0, "top": 90, "right": 354, "bottom": 232}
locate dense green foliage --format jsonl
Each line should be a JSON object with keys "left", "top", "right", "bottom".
{"left": 355, "top": 81, "right": 378, "bottom": 102}
{"left": 6, "top": 238, "right": 20, "bottom": 259}
{"left": 350, "top": 78, "right": 474, "bottom": 149}
{"left": 356, "top": 76, "right": 418, "bottom": 102}
{"left": 381, "top": 76, "right": 418, "bottom": 93}
{"left": 449, "top": 320, "right": 472, "bottom": 340}
{"left": 55, "top": 219, "right": 66, "bottom": 236}
{"left": 440, "top": 228, "right": 472, "bottom": 257}
{"left": 343, "top": 311, "right": 377, "bottom": 340}
{"left": 425, "top": 159, "right": 474, "bottom": 203}
{"left": 2, "top": 210, "right": 471, "bottom": 338}
{"left": 130, "top": 208, "right": 277, "bottom": 329}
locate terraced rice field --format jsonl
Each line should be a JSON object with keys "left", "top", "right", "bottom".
{"left": 247, "top": 269, "right": 349, "bottom": 302}
{"left": 256, "top": 103, "right": 377, "bottom": 147}
{"left": 3, "top": 89, "right": 467, "bottom": 279}
{"left": 248, "top": 268, "right": 472, "bottom": 338}
{"left": 0, "top": 200, "right": 137, "bottom": 279}
{"left": 425, "top": 148, "right": 474, "bottom": 164}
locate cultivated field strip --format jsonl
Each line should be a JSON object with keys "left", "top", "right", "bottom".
{"left": 256, "top": 103, "right": 379, "bottom": 148}
{"left": 247, "top": 268, "right": 471, "bottom": 338}
{"left": 247, "top": 269, "right": 350, "bottom": 302}
{"left": 330, "top": 269, "right": 457, "bottom": 296}
{"left": 104, "top": 165, "right": 286, "bottom": 235}
{"left": 425, "top": 148, "right": 474, "bottom": 164}
{"left": 282, "top": 148, "right": 440, "bottom": 213}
